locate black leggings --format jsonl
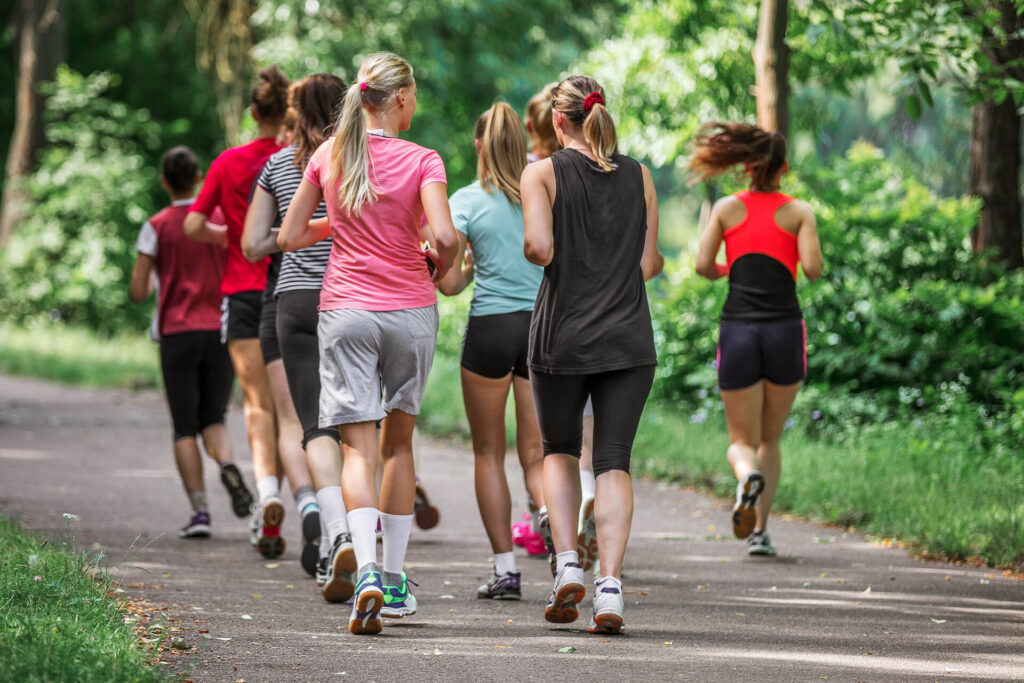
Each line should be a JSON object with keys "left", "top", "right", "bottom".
{"left": 160, "top": 331, "right": 235, "bottom": 440}
{"left": 529, "top": 365, "right": 655, "bottom": 477}
{"left": 276, "top": 289, "right": 339, "bottom": 446}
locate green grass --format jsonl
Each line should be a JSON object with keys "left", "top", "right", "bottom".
{"left": 0, "top": 323, "right": 160, "bottom": 389}
{"left": 0, "top": 516, "right": 167, "bottom": 682}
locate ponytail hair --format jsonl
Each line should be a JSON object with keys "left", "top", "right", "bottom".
{"left": 688, "top": 122, "right": 787, "bottom": 191}
{"left": 290, "top": 73, "right": 346, "bottom": 170}
{"left": 475, "top": 103, "right": 528, "bottom": 205}
{"left": 251, "top": 65, "right": 290, "bottom": 121}
{"left": 327, "top": 52, "right": 414, "bottom": 216}
{"left": 551, "top": 75, "right": 617, "bottom": 171}
{"left": 525, "top": 83, "right": 558, "bottom": 158}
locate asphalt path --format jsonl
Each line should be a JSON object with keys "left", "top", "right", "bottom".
{"left": 1, "top": 374, "right": 1022, "bottom": 681}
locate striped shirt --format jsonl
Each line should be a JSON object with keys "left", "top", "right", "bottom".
{"left": 256, "top": 145, "right": 331, "bottom": 295}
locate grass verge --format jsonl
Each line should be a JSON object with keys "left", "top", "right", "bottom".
{"left": 0, "top": 515, "right": 166, "bottom": 682}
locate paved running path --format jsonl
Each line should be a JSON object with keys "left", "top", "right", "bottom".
{"left": 1, "top": 374, "right": 1022, "bottom": 681}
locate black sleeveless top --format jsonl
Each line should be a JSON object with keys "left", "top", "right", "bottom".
{"left": 528, "top": 149, "right": 657, "bottom": 375}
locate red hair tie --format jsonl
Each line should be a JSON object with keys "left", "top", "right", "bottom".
{"left": 583, "top": 91, "right": 605, "bottom": 113}
{"left": 360, "top": 82, "right": 367, "bottom": 91}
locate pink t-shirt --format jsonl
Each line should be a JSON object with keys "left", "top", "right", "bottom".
{"left": 304, "top": 135, "right": 447, "bottom": 311}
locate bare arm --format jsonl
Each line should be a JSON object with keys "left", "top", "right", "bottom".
{"left": 436, "top": 231, "right": 474, "bottom": 296}
{"left": 796, "top": 203, "right": 824, "bottom": 280}
{"left": 522, "top": 160, "right": 554, "bottom": 266}
{"left": 242, "top": 187, "right": 281, "bottom": 262}
{"left": 696, "top": 199, "right": 728, "bottom": 280}
{"left": 128, "top": 253, "right": 155, "bottom": 304}
{"left": 639, "top": 164, "right": 665, "bottom": 281}
{"left": 278, "top": 180, "right": 330, "bottom": 252}
{"left": 420, "top": 182, "right": 459, "bottom": 281}
{"left": 183, "top": 211, "right": 228, "bottom": 248}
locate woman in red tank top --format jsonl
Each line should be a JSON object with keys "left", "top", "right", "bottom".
{"left": 690, "top": 123, "right": 823, "bottom": 558}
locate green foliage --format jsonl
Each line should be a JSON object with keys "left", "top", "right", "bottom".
{"left": 0, "top": 515, "right": 167, "bottom": 682}
{"left": 0, "top": 69, "right": 162, "bottom": 334}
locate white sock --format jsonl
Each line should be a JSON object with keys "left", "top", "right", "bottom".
{"left": 494, "top": 551, "right": 517, "bottom": 576}
{"left": 294, "top": 485, "right": 318, "bottom": 516}
{"left": 556, "top": 550, "right": 579, "bottom": 572}
{"left": 187, "top": 490, "right": 208, "bottom": 514}
{"left": 319, "top": 511, "right": 331, "bottom": 560}
{"left": 347, "top": 507, "right": 379, "bottom": 570}
{"left": 380, "top": 512, "right": 413, "bottom": 576}
{"left": 596, "top": 575, "right": 622, "bottom": 590}
{"left": 316, "top": 486, "right": 349, "bottom": 540}
{"left": 256, "top": 476, "right": 279, "bottom": 504}
{"left": 580, "top": 469, "right": 596, "bottom": 500}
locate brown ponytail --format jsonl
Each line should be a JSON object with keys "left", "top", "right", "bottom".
{"left": 551, "top": 75, "right": 617, "bottom": 171}
{"left": 475, "top": 103, "right": 528, "bottom": 205}
{"left": 688, "top": 122, "right": 787, "bottom": 191}
{"left": 252, "top": 65, "right": 290, "bottom": 121}
{"left": 525, "top": 83, "right": 558, "bottom": 158}
{"left": 289, "top": 73, "right": 346, "bottom": 170}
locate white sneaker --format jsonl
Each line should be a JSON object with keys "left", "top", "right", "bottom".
{"left": 544, "top": 561, "right": 585, "bottom": 623}
{"left": 576, "top": 496, "right": 598, "bottom": 572}
{"left": 588, "top": 577, "right": 625, "bottom": 635}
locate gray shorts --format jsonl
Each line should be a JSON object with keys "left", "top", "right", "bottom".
{"left": 317, "top": 305, "right": 438, "bottom": 427}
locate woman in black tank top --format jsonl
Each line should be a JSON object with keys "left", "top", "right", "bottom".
{"left": 521, "top": 74, "right": 664, "bottom": 635}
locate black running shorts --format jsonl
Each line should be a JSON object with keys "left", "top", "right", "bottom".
{"left": 460, "top": 311, "right": 532, "bottom": 379}
{"left": 717, "top": 318, "right": 806, "bottom": 391}
{"left": 258, "top": 295, "right": 282, "bottom": 363}
{"left": 220, "top": 290, "right": 263, "bottom": 343}
{"left": 160, "top": 330, "right": 235, "bottom": 440}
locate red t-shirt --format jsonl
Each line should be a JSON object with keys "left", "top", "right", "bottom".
{"left": 136, "top": 200, "right": 226, "bottom": 337}
{"left": 189, "top": 137, "right": 284, "bottom": 295}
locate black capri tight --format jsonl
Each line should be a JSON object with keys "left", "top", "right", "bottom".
{"left": 276, "top": 289, "right": 340, "bottom": 447}
{"left": 529, "top": 365, "right": 655, "bottom": 477}
{"left": 160, "top": 331, "right": 235, "bottom": 440}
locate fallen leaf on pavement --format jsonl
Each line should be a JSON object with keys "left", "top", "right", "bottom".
{"left": 557, "top": 646, "right": 577, "bottom": 653}
{"left": 240, "top": 615, "right": 252, "bottom": 620}
{"left": 251, "top": 593, "right": 261, "bottom": 598}
{"left": 930, "top": 618, "right": 947, "bottom": 624}
{"left": 433, "top": 648, "right": 442, "bottom": 656}
{"left": 265, "top": 563, "right": 280, "bottom": 569}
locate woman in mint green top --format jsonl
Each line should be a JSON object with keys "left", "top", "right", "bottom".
{"left": 437, "top": 103, "right": 546, "bottom": 601}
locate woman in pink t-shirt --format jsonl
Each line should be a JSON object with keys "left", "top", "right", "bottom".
{"left": 279, "top": 52, "right": 458, "bottom": 636}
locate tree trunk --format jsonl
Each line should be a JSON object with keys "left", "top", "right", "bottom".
{"left": 753, "top": 0, "right": 789, "bottom": 139}
{"left": 0, "top": 0, "right": 66, "bottom": 247}
{"left": 968, "top": 99, "right": 1023, "bottom": 269}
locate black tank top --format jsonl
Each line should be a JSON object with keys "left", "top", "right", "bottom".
{"left": 528, "top": 149, "right": 657, "bottom": 375}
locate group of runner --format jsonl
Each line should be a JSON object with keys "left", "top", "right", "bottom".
{"left": 130, "top": 51, "right": 822, "bottom": 637}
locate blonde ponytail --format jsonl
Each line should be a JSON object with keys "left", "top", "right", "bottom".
{"left": 326, "top": 52, "right": 415, "bottom": 216}
{"left": 552, "top": 75, "right": 618, "bottom": 172}
{"left": 476, "top": 102, "right": 528, "bottom": 205}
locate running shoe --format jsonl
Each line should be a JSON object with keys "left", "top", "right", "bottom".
{"left": 315, "top": 556, "right": 329, "bottom": 587}
{"left": 587, "top": 578, "right": 625, "bottom": 635}
{"left": 747, "top": 530, "right": 777, "bottom": 557}
{"left": 732, "top": 471, "right": 765, "bottom": 539}
{"left": 512, "top": 513, "right": 548, "bottom": 556}
{"left": 511, "top": 512, "right": 530, "bottom": 547}
{"left": 413, "top": 479, "right": 440, "bottom": 530}
{"left": 322, "top": 533, "right": 356, "bottom": 603}
{"left": 248, "top": 504, "right": 260, "bottom": 547}
{"left": 256, "top": 496, "right": 286, "bottom": 559}
{"left": 577, "top": 496, "right": 599, "bottom": 572}
{"left": 219, "top": 463, "right": 254, "bottom": 518}
{"left": 180, "top": 511, "right": 211, "bottom": 538}
{"left": 349, "top": 565, "right": 384, "bottom": 635}
{"left": 538, "top": 511, "right": 556, "bottom": 577}
{"left": 477, "top": 571, "right": 521, "bottom": 600}
{"left": 543, "top": 562, "right": 585, "bottom": 624}
{"left": 300, "top": 507, "right": 321, "bottom": 578}
{"left": 382, "top": 572, "right": 418, "bottom": 618}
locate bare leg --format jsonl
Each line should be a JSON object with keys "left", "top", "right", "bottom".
{"left": 199, "top": 423, "right": 232, "bottom": 465}
{"left": 306, "top": 435, "right": 342, "bottom": 490}
{"left": 580, "top": 414, "right": 594, "bottom": 475}
{"left": 174, "top": 437, "right": 204, "bottom": 493}
{"left": 227, "top": 339, "right": 279, "bottom": 483}
{"left": 756, "top": 380, "right": 801, "bottom": 530}
{"left": 593, "top": 470, "right": 632, "bottom": 578}
{"left": 379, "top": 410, "right": 418, "bottom": 516}
{"left": 512, "top": 375, "right": 545, "bottom": 508}
{"left": 339, "top": 421, "right": 380, "bottom": 510}
{"left": 543, "top": 453, "right": 581, "bottom": 555}
{"left": 462, "top": 368, "right": 514, "bottom": 553}
{"left": 265, "top": 359, "right": 312, "bottom": 493}
{"left": 721, "top": 381, "right": 765, "bottom": 482}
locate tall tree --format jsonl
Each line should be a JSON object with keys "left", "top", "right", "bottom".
{"left": 754, "top": 0, "right": 789, "bottom": 137}
{"left": 1, "top": 0, "right": 66, "bottom": 247}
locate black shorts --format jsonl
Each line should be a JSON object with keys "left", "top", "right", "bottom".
{"left": 460, "top": 311, "right": 531, "bottom": 379}
{"left": 221, "top": 290, "right": 263, "bottom": 342}
{"left": 159, "top": 330, "right": 235, "bottom": 440}
{"left": 259, "top": 295, "right": 281, "bottom": 363}
{"left": 529, "top": 365, "right": 655, "bottom": 477}
{"left": 717, "top": 318, "right": 806, "bottom": 391}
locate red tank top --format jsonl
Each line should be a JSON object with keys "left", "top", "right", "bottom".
{"left": 724, "top": 191, "right": 799, "bottom": 280}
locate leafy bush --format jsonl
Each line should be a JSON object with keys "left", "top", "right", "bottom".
{"left": 0, "top": 68, "right": 163, "bottom": 334}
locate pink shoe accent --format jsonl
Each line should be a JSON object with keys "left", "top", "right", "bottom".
{"left": 511, "top": 514, "right": 531, "bottom": 547}
{"left": 521, "top": 531, "right": 547, "bottom": 556}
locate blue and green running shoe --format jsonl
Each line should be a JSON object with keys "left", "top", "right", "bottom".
{"left": 382, "top": 572, "right": 418, "bottom": 618}
{"left": 348, "top": 564, "right": 384, "bottom": 635}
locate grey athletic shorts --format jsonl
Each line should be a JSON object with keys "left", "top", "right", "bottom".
{"left": 317, "top": 305, "right": 438, "bottom": 427}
